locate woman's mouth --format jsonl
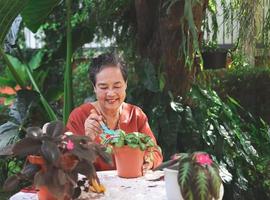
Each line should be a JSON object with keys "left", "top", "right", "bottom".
{"left": 107, "top": 99, "right": 117, "bottom": 104}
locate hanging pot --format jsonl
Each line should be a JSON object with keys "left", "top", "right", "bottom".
{"left": 113, "top": 145, "right": 145, "bottom": 178}
{"left": 202, "top": 50, "right": 228, "bottom": 69}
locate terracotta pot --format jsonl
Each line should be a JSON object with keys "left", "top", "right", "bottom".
{"left": 37, "top": 186, "right": 61, "bottom": 200}
{"left": 27, "top": 155, "right": 75, "bottom": 200}
{"left": 59, "top": 154, "right": 79, "bottom": 172}
{"left": 28, "top": 155, "right": 46, "bottom": 171}
{"left": 113, "top": 145, "right": 145, "bottom": 178}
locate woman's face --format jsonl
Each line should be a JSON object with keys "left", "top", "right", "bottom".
{"left": 94, "top": 65, "right": 127, "bottom": 113}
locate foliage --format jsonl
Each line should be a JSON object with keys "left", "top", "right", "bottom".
{"left": 0, "top": 89, "right": 46, "bottom": 192}
{"left": 173, "top": 85, "right": 270, "bottom": 199}
{"left": 201, "top": 40, "right": 219, "bottom": 52}
{"left": 0, "top": 0, "right": 60, "bottom": 121}
{"left": 197, "top": 66, "right": 270, "bottom": 124}
{"left": 72, "top": 61, "right": 94, "bottom": 107}
{"left": 101, "top": 129, "right": 155, "bottom": 152}
{"left": 0, "top": 90, "right": 42, "bottom": 151}
{"left": 0, "top": 157, "right": 24, "bottom": 190}
{"left": 3, "top": 120, "right": 111, "bottom": 199}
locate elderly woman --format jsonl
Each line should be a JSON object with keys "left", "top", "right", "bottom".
{"left": 66, "top": 52, "right": 163, "bottom": 171}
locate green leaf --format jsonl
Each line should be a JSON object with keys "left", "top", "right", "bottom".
{"left": 0, "top": 122, "right": 19, "bottom": 151}
{"left": 115, "top": 138, "right": 124, "bottom": 147}
{"left": 28, "top": 51, "right": 45, "bottom": 70}
{"left": 139, "top": 142, "right": 146, "bottom": 151}
{"left": 208, "top": 165, "right": 222, "bottom": 198}
{"left": 5, "top": 54, "right": 28, "bottom": 85}
{"left": 195, "top": 170, "right": 208, "bottom": 200}
{"left": 0, "top": 77, "right": 16, "bottom": 88}
{"left": 21, "top": 0, "right": 62, "bottom": 33}
{"left": 0, "top": 0, "right": 30, "bottom": 45}
{"left": 178, "top": 162, "right": 191, "bottom": 187}
{"left": 159, "top": 72, "right": 166, "bottom": 91}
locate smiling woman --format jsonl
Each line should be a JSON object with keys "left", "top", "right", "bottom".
{"left": 66, "top": 52, "right": 163, "bottom": 172}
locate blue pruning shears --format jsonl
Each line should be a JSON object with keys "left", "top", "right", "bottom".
{"left": 100, "top": 123, "right": 115, "bottom": 135}
{"left": 100, "top": 123, "right": 119, "bottom": 144}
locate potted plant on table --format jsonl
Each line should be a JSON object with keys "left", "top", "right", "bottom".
{"left": 3, "top": 120, "right": 111, "bottom": 200}
{"left": 101, "top": 129, "right": 156, "bottom": 178}
{"left": 157, "top": 152, "right": 223, "bottom": 200}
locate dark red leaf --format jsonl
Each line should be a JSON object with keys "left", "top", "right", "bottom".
{"left": 12, "top": 137, "right": 42, "bottom": 156}
{"left": 3, "top": 175, "right": 20, "bottom": 191}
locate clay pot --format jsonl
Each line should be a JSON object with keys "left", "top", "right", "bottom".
{"left": 27, "top": 155, "right": 77, "bottom": 200}
{"left": 113, "top": 145, "right": 145, "bottom": 178}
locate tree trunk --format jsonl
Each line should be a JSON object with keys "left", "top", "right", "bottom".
{"left": 135, "top": 0, "right": 208, "bottom": 97}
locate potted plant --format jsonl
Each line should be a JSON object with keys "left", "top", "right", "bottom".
{"left": 3, "top": 120, "right": 111, "bottom": 200}
{"left": 101, "top": 130, "right": 156, "bottom": 178}
{"left": 201, "top": 41, "right": 228, "bottom": 70}
{"left": 159, "top": 152, "right": 223, "bottom": 200}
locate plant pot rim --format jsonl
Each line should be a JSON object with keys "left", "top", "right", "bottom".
{"left": 163, "top": 168, "right": 178, "bottom": 173}
{"left": 113, "top": 145, "right": 145, "bottom": 151}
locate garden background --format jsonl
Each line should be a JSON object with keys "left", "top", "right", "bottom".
{"left": 0, "top": 0, "right": 270, "bottom": 199}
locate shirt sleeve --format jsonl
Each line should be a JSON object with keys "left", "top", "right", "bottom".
{"left": 66, "top": 107, "right": 88, "bottom": 135}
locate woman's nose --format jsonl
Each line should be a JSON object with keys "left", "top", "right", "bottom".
{"left": 106, "top": 88, "right": 116, "bottom": 96}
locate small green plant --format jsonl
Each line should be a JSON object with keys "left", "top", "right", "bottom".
{"left": 101, "top": 130, "right": 156, "bottom": 151}
{"left": 202, "top": 40, "right": 218, "bottom": 52}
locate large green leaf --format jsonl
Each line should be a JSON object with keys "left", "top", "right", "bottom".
{"left": 28, "top": 51, "right": 45, "bottom": 70}
{"left": 0, "top": 77, "right": 16, "bottom": 88}
{"left": 0, "top": 0, "right": 30, "bottom": 45}
{"left": 21, "top": 0, "right": 62, "bottom": 33}
{"left": 5, "top": 54, "right": 28, "bottom": 85}
{"left": 0, "top": 122, "right": 19, "bottom": 152}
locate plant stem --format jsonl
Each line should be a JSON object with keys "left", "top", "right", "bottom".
{"left": 63, "top": 0, "right": 74, "bottom": 124}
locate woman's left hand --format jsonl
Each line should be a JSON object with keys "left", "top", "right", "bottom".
{"left": 142, "top": 161, "right": 154, "bottom": 175}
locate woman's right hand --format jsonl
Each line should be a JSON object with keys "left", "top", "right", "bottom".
{"left": 84, "top": 109, "right": 103, "bottom": 141}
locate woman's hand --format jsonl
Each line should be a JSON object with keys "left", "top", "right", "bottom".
{"left": 84, "top": 109, "right": 103, "bottom": 141}
{"left": 142, "top": 161, "right": 154, "bottom": 175}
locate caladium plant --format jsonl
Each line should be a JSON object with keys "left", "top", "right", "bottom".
{"left": 3, "top": 120, "right": 111, "bottom": 199}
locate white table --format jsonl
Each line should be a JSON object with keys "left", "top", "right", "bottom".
{"left": 10, "top": 170, "right": 167, "bottom": 200}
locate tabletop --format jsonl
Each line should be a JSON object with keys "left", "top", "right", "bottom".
{"left": 9, "top": 170, "right": 167, "bottom": 200}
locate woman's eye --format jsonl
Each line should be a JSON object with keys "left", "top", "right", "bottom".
{"left": 100, "top": 87, "right": 108, "bottom": 90}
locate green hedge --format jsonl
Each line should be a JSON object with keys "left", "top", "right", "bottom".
{"left": 197, "top": 67, "right": 270, "bottom": 124}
